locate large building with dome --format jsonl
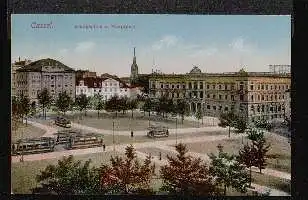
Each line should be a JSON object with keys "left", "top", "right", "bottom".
{"left": 148, "top": 66, "right": 291, "bottom": 122}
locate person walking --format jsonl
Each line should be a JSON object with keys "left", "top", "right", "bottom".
{"left": 103, "top": 144, "right": 106, "bottom": 151}
{"left": 159, "top": 152, "right": 162, "bottom": 160}
{"left": 131, "top": 131, "right": 134, "bottom": 138}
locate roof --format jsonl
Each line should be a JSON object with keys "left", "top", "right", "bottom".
{"left": 149, "top": 72, "right": 291, "bottom": 78}
{"left": 16, "top": 58, "right": 75, "bottom": 72}
{"left": 77, "top": 75, "right": 131, "bottom": 88}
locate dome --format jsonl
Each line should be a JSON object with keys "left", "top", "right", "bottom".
{"left": 189, "top": 66, "right": 202, "bottom": 74}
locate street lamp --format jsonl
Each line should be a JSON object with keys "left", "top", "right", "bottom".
{"left": 175, "top": 117, "right": 178, "bottom": 146}
{"left": 112, "top": 121, "right": 115, "bottom": 152}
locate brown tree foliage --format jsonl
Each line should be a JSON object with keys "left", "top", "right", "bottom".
{"left": 100, "top": 145, "right": 155, "bottom": 194}
{"left": 160, "top": 143, "right": 220, "bottom": 195}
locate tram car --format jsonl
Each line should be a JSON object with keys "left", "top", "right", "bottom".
{"left": 55, "top": 130, "right": 81, "bottom": 144}
{"left": 147, "top": 125, "right": 169, "bottom": 138}
{"left": 11, "top": 137, "right": 55, "bottom": 155}
{"left": 55, "top": 116, "right": 71, "bottom": 128}
{"left": 66, "top": 133, "right": 103, "bottom": 150}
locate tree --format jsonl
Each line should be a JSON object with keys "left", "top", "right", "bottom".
{"left": 105, "top": 95, "right": 120, "bottom": 117}
{"left": 55, "top": 91, "right": 72, "bottom": 116}
{"left": 118, "top": 96, "right": 128, "bottom": 115}
{"left": 37, "top": 88, "right": 52, "bottom": 120}
{"left": 100, "top": 145, "right": 155, "bottom": 194}
{"left": 218, "top": 111, "right": 237, "bottom": 137}
{"left": 12, "top": 96, "right": 22, "bottom": 131}
{"left": 33, "top": 155, "right": 102, "bottom": 194}
{"left": 75, "top": 94, "right": 89, "bottom": 117}
{"left": 160, "top": 143, "right": 219, "bottom": 195}
{"left": 142, "top": 98, "right": 152, "bottom": 117}
{"left": 19, "top": 94, "right": 31, "bottom": 125}
{"left": 234, "top": 117, "right": 247, "bottom": 133}
{"left": 245, "top": 127, "right": 271, "bottom": 173}
{"left": 158, "top": 95, "right": 169, "bottom": 118}
{"left": 195, "top": 109, "right": 202, "bottom": 128}
{"left": 254, "top": 118, "right": 272, "bottom": 131}
{"left": 127, "top": 99, "right": 138, "bottom": 118}
{"left": 94, "top": 96, "right": 104, "bottom": 118}
{"left": 176, "top": 99, "right": 188, "bottom": 124}
{"left": 209, "top": 145, "right": 250, "bottom": 195}
{"left": 237, "top": 144, "right": 257, "bottom": 186}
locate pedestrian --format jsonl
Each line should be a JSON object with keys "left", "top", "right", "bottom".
{"left": 103, "top": 144, "right": 106, "bottom": 151}
{"left": 159, "top": 152, "right": 162, "bottom": 160}
{"left": 131, "top": 131, "right": 134, "bottom": 138}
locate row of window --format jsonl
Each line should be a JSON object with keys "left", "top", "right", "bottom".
{"left": 155, "top": 82, "right": 290, "bottom": 91}
{"left": 77, "top": 88, "right": 128, "bottom": 93}
{"left": 250, "top": 104, "right": 284, "bottom": 113}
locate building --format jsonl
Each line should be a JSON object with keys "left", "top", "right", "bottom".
{"left": 148, "top": 66, "right": 291, "bottom": 122}
{"left": 130, "top": 47, "right": 139, "bottom": 84}
{"left": 15, "top": 58, "right": 76, "bottom": 103}
{"left": 11, "top": 58, "right": 32, "bottom": 97}
{"left": 76, "top": 70, "right": 97, "bottom": 79}
{"left": 76, "top": 75, "right": 140, "bottom": 101}
{"left": 285, "top": 89, "right": 291, "bottom": 121}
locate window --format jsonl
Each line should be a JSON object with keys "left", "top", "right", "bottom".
{"left": 207, "top": 85, "right": 210, "bottom": 89}
{"left": 265, "top": 85, "right": 268, "bottom": 90}
{"left": 270, "top": 85, "right": 273, "bottom": 90}
{"left": 194, "top": 82, "right": 198, "bottom": 89}
{"left": 225, "top": 107, "right": 229, "bottom": 111}
{"left": 65, "top": 85, "right": 67, "bottom": 87}
{"left": 200, "top": 92, "right": 203, "bottom": 98}
{"left": 231, "top": 95, "right": 234, "bottom": 101}
{"left": 182, "top": 85, "right": 186, "bottom": 89}
{"left": 219, "top": 106, "right": 222, "bottom": 110}
{"left": 225, "top": 84, "right": 228, "bottom": 90}
{"left": 189, "top": 83, "right": 192, "bottom": 89}
{"left": 213, "top": 106, "right": 216, "bottom": 110}
{"left": 275, "top": 85, "right": 277, "bottom": 90}
{"left": 212, "top": 85, "right": 215, "bottom": 89}
{"left": 240, "top": 95, "right": 244, "bottom": 101}
{"left": 258, "top": 85, "right": 260, "bottom": 90}
{"left": 166, "top": 84, "right": 169, "bottom": 89}
{"left": 213, "top": 95, "right": 216, "bottom": 99}
{"left": 172, "top": 85, "right": 174, "bottom": 89}
{"left": 251, "top": 95, "right": 254, "bottom": 101}
{"left": 207, "top": 105, "right": 210, "bottom": 109}
{"left": 161, "top": 84, "right": 163, "bottom": 88}
{"left": 219, "top": 95, "right": 222, "bottom": 100}
{"left": 250, "top": 85, "right": 254, "bottom": 90}
{"left": 58, "top": 85, "right": 61, "bottom": 87}
{"left": 207, "top": 94, "right": 210, "bottom": 98}
{"left": 51, "top": 85, "right": 54, "bottom": 87}
{"left": 177, "top": 85, "right": 179, "bottom": 89}
{"left": 219, "top": 85, "right": 221, "bottom": 90}
{"left": 283, "top": 95, "right": 285, "bottom": 99}
{"left": 200, "top": 82, "right": 203, "bottom": 89}
{"left": 51, "top": 76, "right": 54, "bottom": 80}
{"left": 261, "top": 85, "right": 264, "bottom": 90}
{"left": 279, "top": 85, "right": 281, "bottom": 90}
{"left": 225, "top": 95, "right": 228, "bottom": 100}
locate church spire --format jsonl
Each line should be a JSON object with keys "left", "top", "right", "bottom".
{"left": 133, "top": 47, "right": 136, "bottom": 64}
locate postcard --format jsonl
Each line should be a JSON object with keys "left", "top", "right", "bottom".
{"left": 11, "top": 14, "right": 291, "bottom": 196}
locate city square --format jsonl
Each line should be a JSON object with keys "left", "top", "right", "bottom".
{"left": 11, "top": 14, "right": 291, "bottom": 196}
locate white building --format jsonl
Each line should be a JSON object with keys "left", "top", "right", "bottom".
{"left": 76, "top": 76, "right": 140, "bottom": 101}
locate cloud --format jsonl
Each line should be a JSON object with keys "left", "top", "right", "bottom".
{"left": 152, "top": 35, "right": 180, "bottom": 51}
{"left": 74, "top": 41, "right": 95, "bottom": 53}
{"left": 59, "top": 48, "right": 68, "bottom": 54}
{"left": 229, "top": 37, "right": 256, "bottom": 53}
{"left": 189, "top": 47, "right": 218, "bottom": 57}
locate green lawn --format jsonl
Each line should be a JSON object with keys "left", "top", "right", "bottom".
{"left": 11, "top": 151, "right": 124, "bottom": 194}
{"left": 40, "top": 110, "right": 213, "bottom": 130}
{"left": 251, "top": 171, "right": 291, "bottom": 194}
{"left": 183, "top": 133, "right": 291, "bottom": 173}
{"left": 11, "top": 123, "right": 46, "bottom": 142}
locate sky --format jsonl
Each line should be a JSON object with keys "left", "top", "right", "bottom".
{"left": 11, "top": 14, "right": 291, "bottom": 77}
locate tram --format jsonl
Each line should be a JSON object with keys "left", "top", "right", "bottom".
{"left": 55, "top": 130, "right": 81, "bottom": 144}
{"left": 11, "top": 137, "right": 55, "bottom": 155}
{"left": 66, "top": 133, "right": 104, "bottom": 150}
{"left": 55, "top": 116, "right": 71, "bottom": 128}
{"left": 147, "top": 125, "right": 169, "bottom": 138}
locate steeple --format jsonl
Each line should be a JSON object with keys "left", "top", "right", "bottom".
{"left": 130, "top": 47, "right": 139, "bottom": 84}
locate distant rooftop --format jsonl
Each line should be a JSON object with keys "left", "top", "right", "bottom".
{"left": 16, "top": 58, "right": 75, "bottom": 72}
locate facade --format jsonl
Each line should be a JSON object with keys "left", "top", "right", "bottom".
{"left": 15, "top": 58, "right": 76, "bottom": 103}
{"left": 76, "top": 70, "right": 97, "bottom": 79}
{"left": 11, "top": 59, "right": 32, "bottom": 97}
{"left": 285, "top": 89, "right": 291, "bottom": 121}
{"left": 148, "top": 66, "right": 291, "bottom": 122}
{"left": 76, "top": 76, "right": 140, "bottom": 101}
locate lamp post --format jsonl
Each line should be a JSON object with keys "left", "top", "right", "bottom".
{"left": 175, "top": 117, "right": 178, "bottom": 146}
{"left": 112, "top": 121, "right": 115, "bottom": 152}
